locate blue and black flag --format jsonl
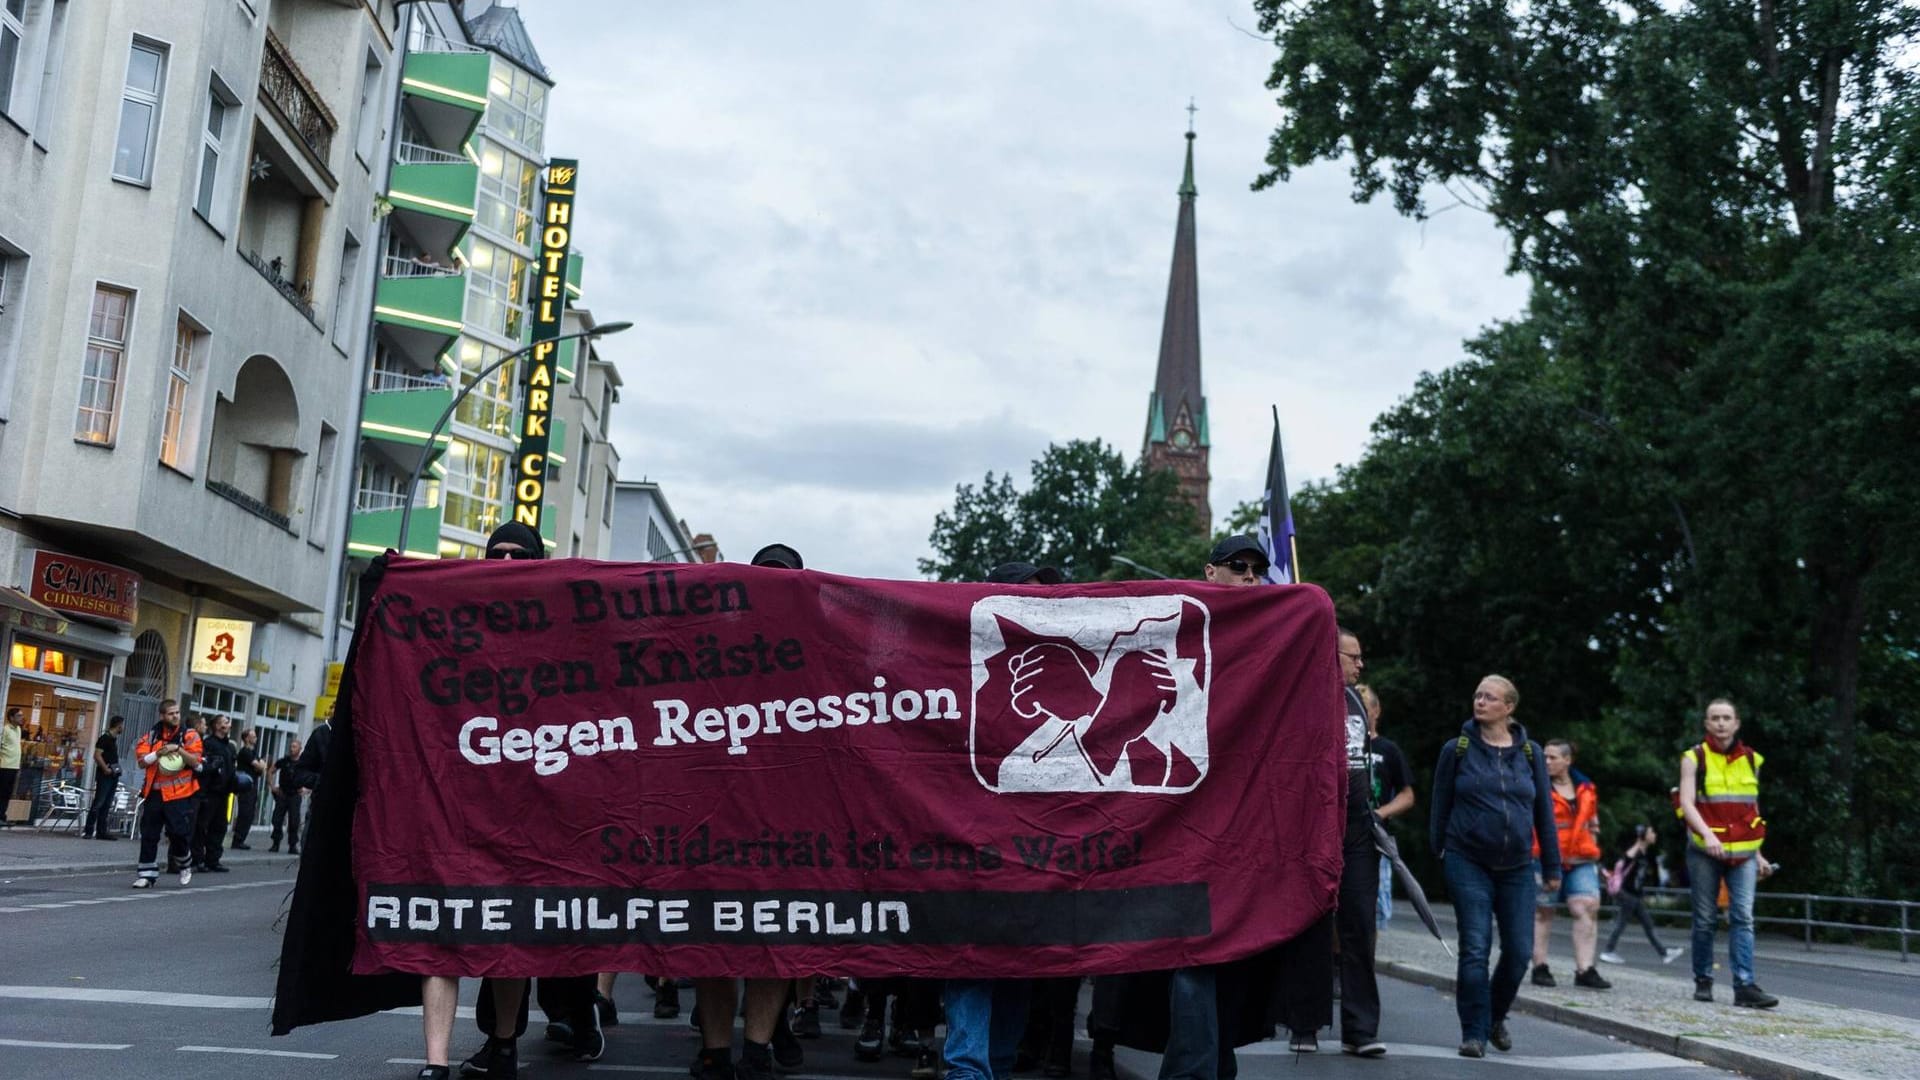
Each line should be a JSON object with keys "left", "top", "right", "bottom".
{"left": 1257, "top": 405, "right": 1299, "bottom": 584}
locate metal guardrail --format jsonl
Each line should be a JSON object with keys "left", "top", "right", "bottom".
{"left": 354, "top": 488, "right": 429, "bottom": 513}
{"left": 397, "top": 141, "right": 468, "bottom": 166}
{"left": 1625, "top": 887, "right": 1918, "bottom": 962}
{"left": 368, "top": 367, "right": 450, "bottom": 393}
{"left": 383, "top": 254, "right": 462, "bottom": 279}
{"left": 415, "top": 32, "right": 485, "bottom": 55}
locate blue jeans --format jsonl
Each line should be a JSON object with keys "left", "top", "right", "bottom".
{"left": 1443, "top": 853, "right": 1533, "bottom": 1043}
{"left": 1688, "top": 845, "right": 1758, "bottom": 986}
{"left": 1376, "top": 854, "right": 1394, "bottom": 929}
{"left": 942, "top": 979, "right": 1031, "bottom": 1080}
{"left": 1161, "top": 966, "right": 1233, "bottom": 1080}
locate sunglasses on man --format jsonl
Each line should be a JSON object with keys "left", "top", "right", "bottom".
{"left": 486, "top": 547, "right": 537, "bottom": 560}
{"left": 1215, "top": 558, "right": 1268, "bottom": 577}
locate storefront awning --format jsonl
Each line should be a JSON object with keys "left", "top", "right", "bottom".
{"left": 0, "top": 587, "right": 70, "bottom": 636}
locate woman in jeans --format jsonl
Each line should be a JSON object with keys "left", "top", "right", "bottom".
{"left": 1429, "top": 675, "right": 1559, "bottom": 1058}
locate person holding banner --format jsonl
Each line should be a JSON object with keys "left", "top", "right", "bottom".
{"left": 451, "top": 521, "right": 605, "bottom": 1080}
{"left": 1430, "top": 676, "right": 1559, "bottom": 1058}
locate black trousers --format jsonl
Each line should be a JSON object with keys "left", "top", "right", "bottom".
{"left": 85, "top": 774, "right": 119, "bottom": 837}
{"left": 137, "top": 795, "right": 194, "bottom": 875}
{"left": 1335, "top": 833, "right": 1381, "bottom": 1042}
{"left": 1604, "top": 892, "right": 1671, "bottom": 954}
{"left": 192, "top": 790, "right": 230, "bottom": 868}
{"left": 475, "top": 975, "right": 597, "bottom": 1039}
{"left": 231, "top": 786, "right": 258, "bottom": 845}
{"left": 271, "top": 791, "right": 302, "bottom": 849}
{"left": 1022, "top": 977, "right": 1082, "bottom": 1068}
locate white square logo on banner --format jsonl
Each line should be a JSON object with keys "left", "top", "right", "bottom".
{"left": 968, "top": 594, "right": 1211, "bottom": 794}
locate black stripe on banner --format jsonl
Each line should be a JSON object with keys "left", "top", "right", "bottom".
{"left": 364, "top": 884, "right": 1210, "bottom": 946}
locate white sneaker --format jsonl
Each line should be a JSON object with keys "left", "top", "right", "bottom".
{"left": 1598, "top": 952, "right": 1624, "bottom": 965}
{"left": 1663, "top": 947, "right": 1685, "bottom": 963}
{"left": 132, "top": 877, "right": 152, "bottom": 889}
{"left": 178, "top": 868, "right": 193, "bottom": 886}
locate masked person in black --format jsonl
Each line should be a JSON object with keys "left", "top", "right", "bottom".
{"left": 192, "top": 715, "right": 238, "bottom": 872}
{"left": 442, "top": 522, "right": 604, "bottom": 1080}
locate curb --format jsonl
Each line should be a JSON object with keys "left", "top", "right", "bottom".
{"left": 0, "top": 852, "right": 299, "bottom": 880}
{"left": 1378, "top": 959, "right": 1878, "bottom": 1080}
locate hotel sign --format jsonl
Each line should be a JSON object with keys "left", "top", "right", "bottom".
{"left": 29, "top": 551, "right": 139, "bottom": 627}
{"left": 510, "top": 158, "right": 580, "bottom": 534}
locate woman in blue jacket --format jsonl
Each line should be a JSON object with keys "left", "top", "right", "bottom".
{"left": 1429, "top": 675, "right": 1560, "bottom": 1058}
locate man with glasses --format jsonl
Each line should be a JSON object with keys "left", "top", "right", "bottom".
{"left": 1327, "top": 626, "right": 1386, "bottom": 1057}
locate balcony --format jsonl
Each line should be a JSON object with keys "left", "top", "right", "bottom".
{"left": 389, "top": 142, "right": 479, "bottom": 260}
{"left": 348, "top": 490, "right": 442, "bottom": 561}
{"left": 360, "top": 368, "right": 455, "bottom": 480}
{"left": 259, "top": 29, "right": 338, "bottom": 183}
{"left": 373, "top": 257, "right": 465, "bottom": 368}
{"left": 401, "top": 36, "right": 489, "bottom": 150}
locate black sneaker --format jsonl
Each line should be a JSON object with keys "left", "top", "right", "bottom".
{"left": 1530, "top": 963, "right": 1556, "bottom": 987}
{"left": 1489, "top": 1020, "right": 1511, "bottom": 1052}
{"left": 1458, "top": 1040, "right": 1485, "bottom": 1059}
{"left": 545, "top": 1020, "right": 574, "bottom": 1045}
{"left": 772, "top": 1010, "right": 804, "bottom": 1068}
{"left": 913, "top": 1045, "right": 940, "bottom": 1080}
{"left": 855, "top": 1012, "right": 885, "bottom": 1061}
{"left": 656, "top": 980, "right": 681, "bottom": 1019}
{"left": 570, "top": 1005, "right": 605, "bottom": 1062}
{"left": 840, "top": 988, "right": 866, "bottom": 1030}
{"left": 736, "top": 1048, "right": 776, "bottom": 1080}
{"left": 694, "top": 1049, "right": 733, "bottom": 1080}
{"left": 419, "top": 1069, "right": 453, "bottom": 1080}
{"left": 1573, "top": 967, "right": 1611, "bottom": 990}
{"left": 458, "top": 1037, "right": 517, "bottom": 1078}
{"left": 1088, "top": 1046, "right": 1116, "bottom": 1080}
{"left": 1694, "top": 977, "right": 1714, "bottom": 1002}
{"left": 231, "top": 842, "right": 251, "bottom": 850}
{"left": 890, "top": 1025, "right": 922, "bottom": 1058}
{"left": 1734, "top": 983, "right": 1779, "bottom": 1009}
{"left": 793, "top": 1001, "right": 822, "bottom": 1039}
{"left": 815, "top": 977, "right": 840, "bottom": 1009}
{"left": 597, "top": 990, "right": 619, "bottom": 1027}
{"left": 1288, "top": 1031, "right": 1318, "bottom": 1053}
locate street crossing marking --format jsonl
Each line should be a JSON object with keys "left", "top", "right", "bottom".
{"left": 0, "top": 877, "right": 293, "bottom": 914}
{"left": 180, "top": 1045, "right": 339, "bottom": 1059}
{"left": 0, "top": 1037, "right": 134, "bottom": 1050}
{"left": 1238, "top": 1041, "right": 1705, "bottom": 1071}
{"left": 0, "top": 986, "right": 270, "bottom": 1009}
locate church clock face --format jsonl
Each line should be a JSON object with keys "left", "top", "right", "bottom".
{"left": 1172, "top": 430, "right": 1193, "bottom": 448}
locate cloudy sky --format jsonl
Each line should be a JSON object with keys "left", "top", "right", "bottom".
{"left": 513, "top": 1, "right": 1528, "bottom": 579}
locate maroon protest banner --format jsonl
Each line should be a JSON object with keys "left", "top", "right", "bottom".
{"left": 347, "top": 558, "right": 1345, "bottom": 979}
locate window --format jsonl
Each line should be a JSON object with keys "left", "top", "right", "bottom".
{"left": 113, "top": 40, "right": 167, "bottom": 184}
{"left": 486, "top": 60, "right": 546, "bottom": 151}
{"left": 646, "top": 518, "right": 671, "bottom": 561}
{"left": 451, "top": 336, "right": 515, "bottom": 435}
{"left": 576, "top": 427, "right": 589, "bottom": 492}
{"left": 309, "top": 424, "right": 339, "bottom": 539}
{"left": 330, "top": 231, "right": 361, "bottom": 347}
{"left": 442, "top": 436, "right": 509, "bottom": 535}
{"left": 194, "top": 77, "right": 236, "bottom": 222}
{"left": 464, "top": 237, "right": 526, "bottom": 340}
{"left": 193, "top": 682, "right": 251, "bottom": 727}
{"left": 0, "top": 0, "right": 23, "bottom": 117}
{"left": 475, "top": 138, "right": 537, "bottom": 244}
{"left": 354, "top": 48, "right": 382, "bottom": 164}
{"left": 160, "top": 315, "right": 205, "bottom": 469}
{"left": 0, "top": 241, "right": 23, "bottom": 421}
{"left": 601, "top": 468, "right": 614, "bottom": 527}
{"left": 76, "top": 285, "right": 132, "bottom": 444}
{"left": 254, "top": 694, "right": 301, "bottom": 729}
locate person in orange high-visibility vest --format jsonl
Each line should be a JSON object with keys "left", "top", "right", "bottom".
{"left": 133, "top": 699, "right": 202, "bottom": 889}
{"left": 1530, "top": 740, "right": 1610, "bottom": 990}
{"left": 1678, "top": 699, "right": 1778, "bottom": 1009}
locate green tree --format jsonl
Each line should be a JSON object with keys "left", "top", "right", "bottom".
{"left": 921, "top": 439, "right": 1202, "bottom": 583}
{"left": 1255, "top": 0, "right": 1920, "bottom": 896}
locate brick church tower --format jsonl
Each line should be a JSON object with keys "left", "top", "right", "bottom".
{"left": 1141, "top": 123, "right": 1211, "bottom": 528}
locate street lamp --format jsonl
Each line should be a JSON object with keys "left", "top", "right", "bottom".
{"left": 1110, "top": 555, "right": 1172, "bottom": 580}
{"left": 396, "top": 321, "right": 634, "bottom": 553}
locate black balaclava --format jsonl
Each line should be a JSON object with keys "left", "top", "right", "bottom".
{"left": 485, "top": 521, "right": 546, "bottom": 560}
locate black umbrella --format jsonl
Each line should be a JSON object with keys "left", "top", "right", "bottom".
{"left": 1373, "top": 817, "right": 1454, "bottom": 958}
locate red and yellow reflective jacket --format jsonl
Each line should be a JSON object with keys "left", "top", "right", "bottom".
{"left": 1687, "top": 740, "right": 1765, "bottom": 856}
{"left": 137, "top": 724, "right": 202, "bottom": 802}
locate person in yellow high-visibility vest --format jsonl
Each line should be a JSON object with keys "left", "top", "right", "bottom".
{"left": 1677, "top": 699, "right": 1779, "bottom": 1009}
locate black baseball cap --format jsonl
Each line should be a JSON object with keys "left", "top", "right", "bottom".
{"left": 987, "top": 561, "right": 1066, "bottom": 585}
{"left": 750, "top": 543, "right": 804, "bottom": 570}
{"left": 1209, "top": 534, "right": 1267, "bottom": 566}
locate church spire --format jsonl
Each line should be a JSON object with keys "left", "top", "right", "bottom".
{"left": 1142, "top": 111, "right": 1212, "bottom": 529}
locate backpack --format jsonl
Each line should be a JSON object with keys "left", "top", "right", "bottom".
{"left": 1454, "top": 734, "right": 1534, "bottom": 762}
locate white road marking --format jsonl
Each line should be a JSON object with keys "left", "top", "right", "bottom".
{"left": 1239, "top": 1041, "right": 1703, "bottom": 1071}
{"left": 0, "top": 1037, "right": 134, "bottom": 1050}
{"left": 0, "top": 986, "right": 270, "bottom": 1009}
{"left": 179, "top": 1045, "right": 338, "bottom": 1059}
{"left": 0, "top": 877, "right": 294, "bottom": 913}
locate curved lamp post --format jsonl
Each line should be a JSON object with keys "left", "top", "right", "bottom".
{"left": 396, "top": 321, "right": 634, "bottom": 554}
{"left": 1110, "top": 555, "right": 1172, "bottom": 580}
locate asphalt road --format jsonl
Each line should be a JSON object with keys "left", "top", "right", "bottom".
{"left": 0, "top": 864, "right": 1734, "bottom": 1080}
{"left": 1451, "top": 903, "right": 1920, "bottom": 1020}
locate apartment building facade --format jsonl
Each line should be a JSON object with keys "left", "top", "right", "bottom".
{"left": 0, "top": 0, "right": 402, "bottom": 816}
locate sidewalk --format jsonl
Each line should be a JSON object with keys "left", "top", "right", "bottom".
{"left": 1378, "top": 920, "right": 1920, "bottom": 1080}
{"left": 0, "top": 822, "right": 297, "bottom": 877}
